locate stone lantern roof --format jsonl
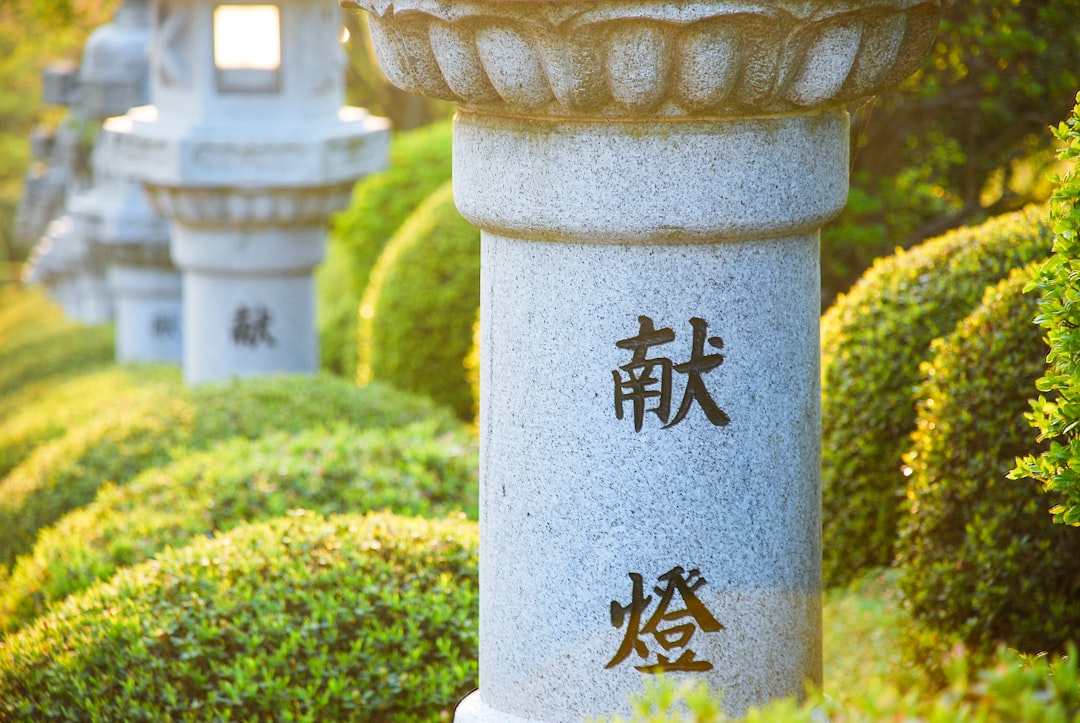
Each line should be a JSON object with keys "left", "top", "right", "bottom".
{"left": 78, "top": 0, "right": 152, "bottom": 119}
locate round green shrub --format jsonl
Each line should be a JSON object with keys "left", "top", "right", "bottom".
{"left": 1013, "top": 93, "right": 1080, "bottom": 526}
{"left": 821, "top": 204, "right": 1051, "bottom": 587}
{"left": 0, "top": 419, "right": 478, "bottom": 632}
{"left": 0, "top": 285, "right": 114, "bottom": 405}
{"left": 897, "top": 263, "right": 1080, "bottom": 656}
{"left": 0, "top": 372, "right": 451, "bottom": 572}
{"left": 0, "top": 365, "right": 175, "bottom": 481}
{"left": 0, "top": 511, "right": 479, "bottom": 722}
{"left": 319, "top": 120, "right": 453, "bottom": 377}
{"left": 358, "top": 181, "right": 480, "bottom": 420}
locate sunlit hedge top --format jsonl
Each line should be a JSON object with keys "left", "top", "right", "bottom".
{"left": 319, "top": 120, "right": 452, "bottom": 376}
{"left": 0, "top": 372, "right": 451, "bottom": 571}
{"left": 0, "top": 511, "right": 479, "bottom": 722}
{"left": 821, "top": 204, "right": 1050, "bottom": 587}
{"left": 357, "top": 181, "right": 480, "bottom": 420}
{"left": 0, "top": 419, "right": 478, "bottom": 633}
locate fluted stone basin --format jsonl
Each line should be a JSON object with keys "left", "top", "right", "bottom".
{"left": 345, "top": 0, "right": 948, "bottom": 117}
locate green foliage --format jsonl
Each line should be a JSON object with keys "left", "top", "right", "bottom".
{"left": 0, "top": 285, "right": 114, "bottom": 404}
{"left": 465, "top": 308, "right": 480, "bottom": 418}
{"left": 605, "top": 645, "right": 1080, "bottom": 722}
{"left": 1013, "top": 93, "right": 1080, "bottom": 526}
{"left": 0, "top": 372, "right": 450, "bottom": 572}
{"left": 821, "top": 205, "right": 1051, "bottom": 587}
{"left": 319, "top": 120, "right": 453, "bottom": 377}
{"left": 0, "top": 420, "right": 478, "bottom": 632}
{"left": 0, "top": 0, "right": 115, "bottom": 251}
{"left": 0, "top": 365, "right": 175, "bottom": 481}
{"left": 0, "top": 510, "right": 478, "bottom": 722}
{"left": 898, "top": 264, "right": 1080, "bottom": 657}
{"left": 820, "top": 0, "right": 1080, "bottom": 303}
{"left": 358, "top": 181, "right": 480, "bottom": 420}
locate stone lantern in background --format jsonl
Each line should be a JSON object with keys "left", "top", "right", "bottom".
{"left": 71, "top": 0, "right": 183, "bottom": 363}
{"left": 104, "top": 0, "right": 390, "bottom": 384}
{"left": 13, "top": 126, "right": 64, "bottom": 254}
{"left": 22, "top": 61, "right": 100, "bottom": 318}
{"left": 25, "top": 216, "right": 84, "bottom": 317}
{"left": 341, "top": 0, "right": 951, "bottom": 720}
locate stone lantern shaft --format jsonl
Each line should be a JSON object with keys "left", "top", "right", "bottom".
{"left": 341, "top": 0, "right": 951, "bottom": 719}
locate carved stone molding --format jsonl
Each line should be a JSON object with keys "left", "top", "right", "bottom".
{"left": 93, "top": 239, "right": 173, "bottom": 269}
{"left": 144, "top": 183, "right": 356, "bottom": 230}
{"left": 342, "top": 0, "right": 951, "bottom": 117}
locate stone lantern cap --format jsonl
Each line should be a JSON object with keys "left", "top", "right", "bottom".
{"left": 103, "top": 106, "right": 389, "bottom": 230}
{"left": 104, "top": 106, "right": 388, "bottom": 190}
{"left": 42, "top": 61, "right": 80, "bottom": 107}
{"left": 78, "top": 0, "right": 151, "bottom": 119}
{"left": 343, "top": 0, "right": 951, "bottom": 116}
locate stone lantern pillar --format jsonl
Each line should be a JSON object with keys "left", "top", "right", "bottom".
{"left": 25, "top": 217, "right": 81, "bottom": 316}
{"left": 72, "top": 0, "right": 183, "bottom": 363}
{"left": 341, "top": 0, "right": 950, "bottom": 719}
{"left": 104, "top": 0, "right": 390, "bottom": 384}
{"left": 22, "top": 63, "right": 94, "bottom": 313}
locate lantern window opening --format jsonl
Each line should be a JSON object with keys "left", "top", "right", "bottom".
{"left": 213, "top": 3, "right": 281, "bottom": 94}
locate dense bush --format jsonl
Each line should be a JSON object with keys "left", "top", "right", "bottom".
{"left": 319, "top": 120, "right": 452, "bottom": 377}
{"left": 608, "top": 645, "right": 1080, "bottom": 722}
{"left": 358, "top": 181, "right": 480, "bottom": 420}
{"left": 466, "top": 308, "right": 480, "bottom": 416}
{"left": 820, "top": 205, "right": 1051, "bottom": 587}
{"left": 0, "top": 511, "right": 479, "bottom": 722}
{"left": 897, "top": 264, "right": 1080, "bottom": 657}
{"left": 0, "top": 372, "right": 450, "bottom": 571}
{"left": 1013, "top": 93, "right": 1080, "bottom": 526}
{"left": 0, "top": 365, "right": 174, "bottom": 480}
{"left": 0, "top": 419, "right": 478, "bottom": 631}
{"left": 820, "top": 0, "right": 1080, "bottom": 303}
{"left": 0, "top": 285, "right": 114, "bottom": 406}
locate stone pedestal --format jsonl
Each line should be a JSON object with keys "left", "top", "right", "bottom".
{"left": 342, "top": 0, "right": 949, "bottom": 718}
{"left": 168, "top": 222, "right": 327, "bottom": 381}
{"left": 33, "top": 216, "right": 84, "bottom": 318}
{"left": 106, "top": 0, "right": 389, "bottom": 384}
{"left": 108, "top": 264, "right": 182, "bottom": 362}
{"left": 461, "top": 114, "right": 838, "bottom": 721}
{"left": 88, "top": 144, "right": 181, "bottom": 363}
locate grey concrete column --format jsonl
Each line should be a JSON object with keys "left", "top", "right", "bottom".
{"left": 341, "top": 0, "right": 951, "bottom": 719}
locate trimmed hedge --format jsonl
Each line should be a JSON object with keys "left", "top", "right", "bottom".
{"left": 0, "top": 511, "right": 479, "bottom": 722}
{"left": 0, "top": 420, "right": 478, "bottom": 632}
{"left": 358, "top": 181, "right": 480, "bottom": 420}
{"left": 897, "top": 264, "right": 1080, "bottom": 657}
{"left": 319, "top": 120, "right": 453, "bottom": 377}
{"left": 0, "top": 372, "right": 450, "bottom": 571}
{"left": 820, "top": 204, "right": 1051, "bottom": 587}
{"left": 1013, "top": 93, "right": 1080, "bottom": 525}
{"left": 0, "top": 285, "right": 114, "bottom": 407}
{"left": 0, "top": 365, "right": 174, "bottom": 481}
{"left": 610, "top": 645, "right": 1080, "bottom": 722}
